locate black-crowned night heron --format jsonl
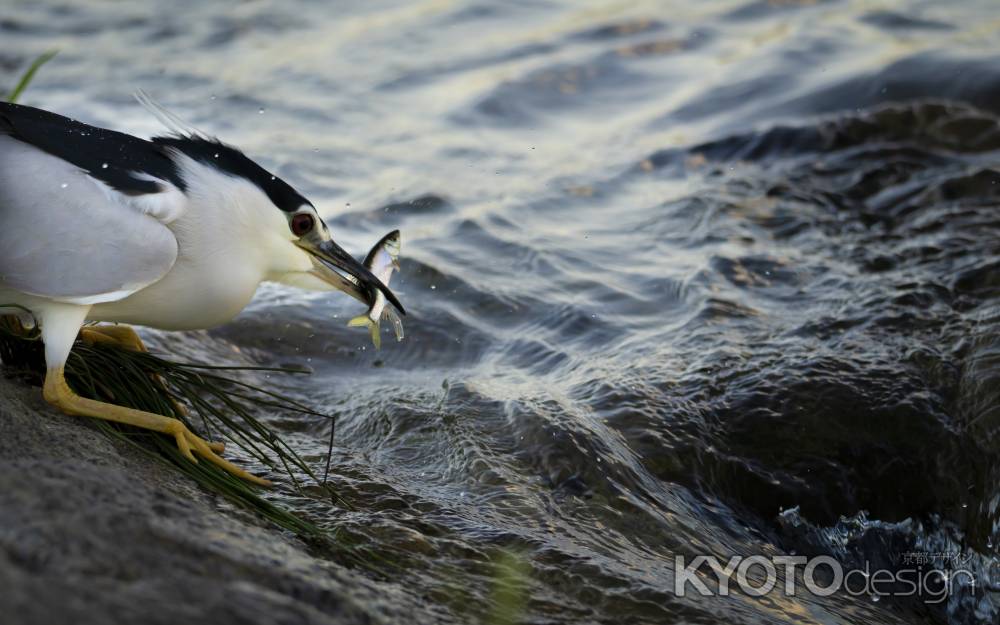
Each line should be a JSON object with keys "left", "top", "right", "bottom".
{"left": 0, "top": 95, "right": 404, "bottom": 486}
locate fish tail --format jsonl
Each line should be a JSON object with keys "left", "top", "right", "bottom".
{"left": 347, "top": 314, "right": 370, "bottom": 328}
{"left": 347, "top": 314, "right": 381, "bottom": 349}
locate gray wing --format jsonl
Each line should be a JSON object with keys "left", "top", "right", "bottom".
{"left": 0, "top": 136, "right": 181, "bottom": 304}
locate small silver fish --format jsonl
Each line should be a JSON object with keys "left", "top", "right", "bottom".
{"left": 348, "top": 230, "right": 404, "bottom": 349}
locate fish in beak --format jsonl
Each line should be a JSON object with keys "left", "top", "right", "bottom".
{"left": 296, "top": 237, "right": 406, "bottom": 315}
{"left": 347, "top": 229, "right": 404, "bottom": 349}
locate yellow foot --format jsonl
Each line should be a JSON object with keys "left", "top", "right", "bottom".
{"left": 79, "top": 324, "right": 191, "bottom": 419}
{"left": 79, "top": 324, "right": 148, "bottom": 353}
{"left": 44, "top": 365, "right": 269, "bottom": 486}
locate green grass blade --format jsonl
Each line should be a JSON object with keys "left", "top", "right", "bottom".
{"left": 6, "top": 50, "right": 58, "bottom": 103}
{"left": 0, "top": 316, "right": 340, "bottom": 538}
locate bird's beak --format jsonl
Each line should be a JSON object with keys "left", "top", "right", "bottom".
{"left": 297, "top": 239, "right": 406, "bottom": 315}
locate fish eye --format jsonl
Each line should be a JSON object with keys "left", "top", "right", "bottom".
{"left": 290, "top": 213, "right": 315, "bottom": 236}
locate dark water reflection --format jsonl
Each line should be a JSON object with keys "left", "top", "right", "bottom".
{"left": 3, "top": 1, "right": 999, "bottom": 623}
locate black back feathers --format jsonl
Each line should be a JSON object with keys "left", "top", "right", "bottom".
{"left": 0, "top": 101, "right": 183, "bottom": 195}
{"left": 0, "top": 101, "right": 309, "bottom": 211}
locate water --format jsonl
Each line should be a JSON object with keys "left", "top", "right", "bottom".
{"left": 3, "top": 1, "right": 1000, "bottom": 623}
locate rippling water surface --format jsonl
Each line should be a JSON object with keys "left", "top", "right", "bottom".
{"left": 3, "top": 1, "right": 1000, "bottom": 623}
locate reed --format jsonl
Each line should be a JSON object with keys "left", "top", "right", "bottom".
{"left": 5, "top": 49, "right": 56, "bottom": 103}
{"left": 0, "top": 313, "right": 338, "bottom": 537}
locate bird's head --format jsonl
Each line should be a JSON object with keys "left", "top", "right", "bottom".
{"left": 153, "top": 135, "right": 404, "bottom": 316}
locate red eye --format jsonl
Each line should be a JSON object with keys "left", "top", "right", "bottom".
{"left": 291, "top": 213, "right": 315, "bottom": 236}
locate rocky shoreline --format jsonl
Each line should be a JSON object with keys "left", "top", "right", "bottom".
{"left": 0, "top": 373, "right": 411, "bottom": 625}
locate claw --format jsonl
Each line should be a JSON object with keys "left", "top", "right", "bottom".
{"left": 79, "top": 325, "right": 148, "bottom": 353}
{"left": 170, "top": 422, "right": 197, "bottom": 463}
{"left": 44, "top": 365, "right": 270, "bottom": 487}
{"left": 185, "top": 430, "right": 271, "bottom": 486}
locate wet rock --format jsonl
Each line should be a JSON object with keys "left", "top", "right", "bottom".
{"left": 0, "top": 374, "right": 409, "bottom": 625}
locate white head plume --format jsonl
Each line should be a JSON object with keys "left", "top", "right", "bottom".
{"left": 133, "top": 89, "right": 209, "bottom": 139}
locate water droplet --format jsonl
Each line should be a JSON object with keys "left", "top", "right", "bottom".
{"left": 101, "top": 163, "right": 108, "bottom": 169}
{"left": 60, "top": 183, "right": 68, "bottom": 188}
{"left": 213, "top": 153, "right": 219, "bottom": 158}
{"left": 871, "top": 594, "right": 880, "bottom": 603}
{"left": 258, "top": 107, "right": 265, "bottom": 114}
{"left": 430, "top": 285, "right": 437, "bottom": 290}
{"left": 270, "top": 176, "right": 276, "bottom": 181}
{"left": 209, "top": 94, "right": 217, "bottom": 101}
{"left": 313, "top": 148, "right": 319, "bottom": 153}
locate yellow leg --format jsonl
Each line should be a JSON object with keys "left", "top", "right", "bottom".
{"left": 78, "top": 324, "right": 200, "bottom": 429}
{"left": 43, "top": 365, "right": 271, "bottom": 487}
{"left": 79, "top": 324, "right": 148, "bottom": 353}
